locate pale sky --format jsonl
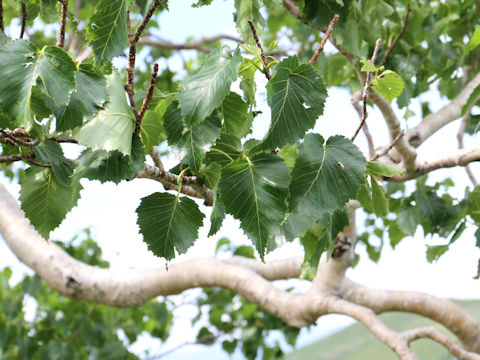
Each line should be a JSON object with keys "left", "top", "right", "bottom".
{"left": 0, "top": 1, "right": 479, "bottom": 359}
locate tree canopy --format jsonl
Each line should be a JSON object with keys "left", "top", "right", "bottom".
{"left": 0, "top": 0, "right": 480, "bottom": 359}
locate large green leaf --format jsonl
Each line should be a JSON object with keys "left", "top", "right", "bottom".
{"left": 257, "top": 56, "right": 327, "bottom": 151}
{"left": 164, "top": 101, "right": 222, "bottom": 171}
{"left": 219, "top": 154, "right": 290, "bottom": 258}
{"left": 0, "top": 41, "right": 76, "bottom": 130}
{"left": 87, "top": 0, "right": 128, "bottom": 67}
{"left": 289, "top": 134, "right": 366, "bottom": 216}
{"left": 75, "top": 134, "right": 145, "bottom": 183}
{"left": 178, "top": 46, "right": 242, "bottom": 125}
{"left": 136, "top": 192, "right": 205, "bottom": 260}
{"left": 19, "top": 167, "right": 82, "bottom": 239}
{"left": 51, "top": 60, "right": 108, "bottom": 131}
{"left": 76, "top": 71, "right": 135, "bottom": 155}
{"left": 33, "top": 141, "right": 74, "bottom": 184}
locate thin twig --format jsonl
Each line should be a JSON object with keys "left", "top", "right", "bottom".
{"left": 0, "top": 129, "right": 39, "bottom": 147}
{"left": 457, "top": 103, "right": 478, "bottom": 186}
{"left": 125, "top": 0, "right": 163, "bottom": 121}
{"left": 0, "top": 153, "right": 35, "bottom": 163}
{"left": 56, "top": 0, "right": 68, "bottom": 48}
{"left": 150, "top": 147, "right": 164, "bottom": 170}
{"left": 351, "top": 91, "right": 375, "bottom": 157}
{"left": 0, "top": 0, "right": 4, "bottom": 32}
{"left": 309, "top": 14, "right": 339, "bottom": 65}
{"left": 351, "top": 39, "right": 382, "bottom": 142}
{"left": 371, "top": 130, "right": 405, "bottom": 161}
{"left": 247, "top": 20, "right": 271, "bottom": 80}
{"left": 20, "top": 2, "right": 27, "bottom": 39}
{"left": 379, "top": 5, "right": 411, "bottom": 66}
{"left": 139, "top": 34, "right": 243, "bottom": 53}
{"left": 136, "top": 63, "right": 159, "bottom": 133}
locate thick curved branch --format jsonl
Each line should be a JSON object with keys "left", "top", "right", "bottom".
{"left": 390, "top": 148, "right": 480, "bottom": 182}
{"left": 368, "top": 90, "right": 417, "bottom": 171}
{"left": 341, "top": 279, "right": 480, "bottom": 353}
{"left": 406, "top": 73, "right": 480, "bottom": 147}
{"left": 402, "top": 327, "right": 480, "bottom": 360}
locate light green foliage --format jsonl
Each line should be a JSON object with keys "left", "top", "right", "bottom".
{"left": 234, "top": 0, "right": 265, "bottom": 40}
{"left": 136, "top": 192, "right": 205, "bottom": 260}
{"left": 76, "top": 71, "right": 135, "bottom": 156}
{"left": 178, "top": 46, "right": 242, "bottom": 125}
{"left": 19, "top": 167, "right": 82, "bottom": 239}
{"left": 87, "top": 0, "right": 129, "bottom": 67}
{"left": 371, "top": 70, "right": 405, "bottom": 103}
{"left": 0, "top": 41, "right": 76, "bottom": 130}
{"left": 220, "top": 92, "right": 253, "bottom": 138}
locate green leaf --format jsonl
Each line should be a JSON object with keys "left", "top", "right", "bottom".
{"left": 388, "top": 220, "right": 406, "bottom": 249}
{"left": 0, "top": 41, "right": 76, "bottom": 131}
{"left": 367, "top": 161, "right": 406, "bottom": 177}
{"left": 76, "top": 71, "right": 135, "bottom": 155}
{"left": 257, "top": 56, "right": 327, "bottom": 151}
{"left": 461, "top": 84, "right": 480, "bottom": 116}
{"left": 234, "top": 0, "right": 265, "bottom": 40}
{"left": 178, "top": 46, "right": 242, "bottom": 125}
{"left": 221, "top": 92, "right": 253, "bottom": 138}
{"left": 164, "top": 101, "right": 221, "bottom": 171}
{"left": 397, "top": 206, "right": 418, "bottom": 236}
{"left": 299, "top": 0, "right": 349, "bottom": 29}
{"left": 198, "top": 163, "right": 222, "bottom": 190}
{"left": 33, "top": 141, "right": 74, "bottom": 184}
{"left": 466, "top": 26, "right": 480, "bottom": 52}
{"left": 300, "top": 223, "right": 331, "bottom": 279}
{"left": 219, "top": 154, "right": 290, "bottom": 258}
{"left": 51, "top": 60, "right": 108, "bottom": 131}
{"left": 289, "top": 134, "right": 366, "bottom": 217}
{"left": 205, "top": 133, "right": 242, "bottom": 166}
{"left": 140, "top": 95, "right": 171, "bottom": 151}
{"left": 370, "top": 176, "right": 389, "bottom": 217}
{"left": 372, "top": 70, "right": 405, "bottom": 103}
{"left": 277, "top": 144, "right": 298, "bottom": 168}
{"left": 209, "top": 198, "right": 225, "bottom": 237}
{"left": 360, "top": 60, "right": 377, "bottom": 73}
{"left": 19, "top": 167, "right": 82, "bottom": 239}
{"left": 136, "top": 192, "right": 205, "bottom": 260}
{"left": 75, "top": 134, "right": 145, "bottom": 184}
{"left": 319, "top": 207, "right": 349, "bottom": 243}
{"left": 426, "top": 245, "right": 449, "bottom": 263}
{"left": 87, "top": 0, "right": 128, "bottom": 67}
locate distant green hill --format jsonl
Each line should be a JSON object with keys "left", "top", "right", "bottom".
{"left": 287, "top": 300, "right": 480, "bottom": 360}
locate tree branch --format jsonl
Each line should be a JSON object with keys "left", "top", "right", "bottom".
{"left": 56, "top": 0, "right": 68, "bottom": 48}
{"left": 370, "top": 130, "right": 405, "bottom": 161}
{"left": 248, "top": 20, "right": 271, "bottom": 80}
{"left": 341, "top": 279, "right": 480, "bottom": 353}
{"left": 309, "top": 14, "right": 339, "bottom": 65}
{"left": 0, "top": 153, "right": 35, "bottom": 163}
{"left": 351, "top": 39, "right": 382, "bottom": 142}
{"left": 402, "top": 327, "right": 480, "bottom": 360}
{"left": 368, "top": 90, "right": 417, "bottom": 171}
{"left": 0, "top": 0, "right": 4, "bottom": 32}
{"left": 136, "top": 63, "right": 159, "bottom": 134}
{"left": 457, "top": 106, "right": 478, "bottom": 186}
{"left": 136, "top": 164, "right": 213, "bottom": 205}
{"left": 390, "top": 148, "right": 480, "bottom": 181}
{"left": 406, "top": 73, "right": 480, "bottom": 148}
{"left": 138, "top": 34, "right": 243, "bottom": 53}
{"left": 20, "top": 2, "right": 27, "bottom": 39}
{"left": 125, "top": 0, "right": 164, "bottom": 121}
